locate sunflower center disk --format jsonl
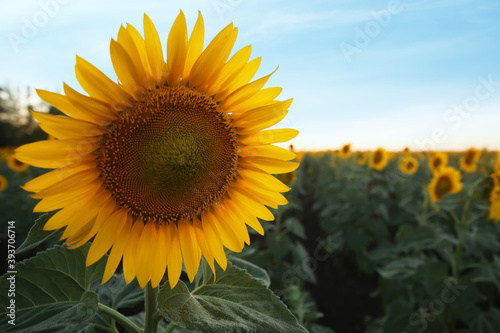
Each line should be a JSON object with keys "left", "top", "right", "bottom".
{"left": 436, "top": 176, "right": 452, "bottom": 198}
{"left": 100, "top": 86, "right": 238, "bottom": 224}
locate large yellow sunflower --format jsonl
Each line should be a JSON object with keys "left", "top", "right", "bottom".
{"left": 6, "top": 154, "right": 29, "bottom": 172}
{"left": 460, "top": 148, "right": 481, "bottom": 173}
{"left": 15, "top": 12, "right": 298, "bottom": 289}
{"left": 429, "top": 152, "right": 448, "bottom": 173}
{"left": 428, "top": 166, "right": 462, "bottom": 202}
{"left": 399, "top": 156, "right": 418, "bottom": 175}
{"left": 369, "top": 147, "right": 389, "bottom": 171}
{"left": 339, "top": 143, "right": 352, "bottom": 159}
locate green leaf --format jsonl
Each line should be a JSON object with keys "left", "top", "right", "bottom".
{"left": 16, "top": 212, "right": 61, "bottom": 254}
{"left": 91, "top": 274, "right": 143, "bottom": 309}
{"left": 228, "top": 256, "right": 271, "bottom": 288}
{"left": 285, "top": 217, "right": 306, "bottom": 239}
{"left": 469, "top": 308, "right": 500, "bottom": 333}
{"left": 377, "top": 257, "right": 424, "bottom": 280}
{"left": 0, "top": 244, "right": 106, "bottom": 332}
{"left": 157, "top": 262, "right": 307, "bottom": 333}
{"left": 396, "top": 225, "right": 437, "bottom": 251}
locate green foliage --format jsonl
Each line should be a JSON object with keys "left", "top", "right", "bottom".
{"left": 157, "top": 261, "right": 307, "bottom": 333}
{"left": 0, "top": 245, "right": 106, "bottom": 332}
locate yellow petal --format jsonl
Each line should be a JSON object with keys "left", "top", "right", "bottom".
{"left": 33, "top": 180, "right": 102, "bottom": 212}
{"left": 192, "top": 218, "right": 215, "bottom": 276}
{"left": 63, "top": 83, "right": 119, "bottom": 123}
{"left": 166, "top": 11, "right": 188, "bottom": 86}
{"left": 164, "top": 223, "right": 182, "bottom": 288}
{"left": 234, "top": 177, "right": 288, "bottom": 208}
{"left": 36, "top": 88, "right": 108, "bottom": 125}
{"left": 75, "top": 56, "right": 133, "bottom": 109}
{"left": 183, "top": 11, "right": 204, "bottom": 79}
{"left": 117, "top": 25, "right": 148, "bottom": 86}
{"left": 143, "top": 14, "right": 166, "bottom": 86}
{"left": 110, "top": 39, "right": 145, "bottom": 99}
{"left": 178, "top": 222, "right": 201, "bottom": 283}
{"left": 101, "top": 215, "right": 133, "bottom": 284}
{"left": 86, "top": 208, "right": 128, "bottom": 266}
{"left": 239, "top": 145, "right": 296, "bottom": 161}
{"left": 227, "top": 87, "right": 282, "bottom": 115}
{"left": 30, "top": 110, "right": 105, "bottom": 140}
{"left": 207, "top": 45, "right": 251, "bottom": 98}
{"left": 229, "top": 187, "right": 275, "bottom": 221}
{"left": 224, "top": 197, "right": 264, "bottom": 235}
{"left": 126, "top": 23, "right": 155, "bottom": 90}
{"left": 136, "top": 222, "right": 158, "bottom": 288}
{"left": 216, "top": 202, "right": 250, "bottom": 245}
{"left": 30, "top": 168, "right": 101, "bottom": 199}
{"left": 200, "top": 212, "right": 227, "bottom": 270}
{"left": 151, "top": 224, "right": 168, "bottom": 288}
{"left": 189, "top": 23, "right": 237, "bottom": 89}
{"left": 238, "top": 167, "right": 291, "bottom": 192}
{"left": 205, "top": 209, "right": 243, "bottom": 253}
{"left": 240, "top": 156, "right": 299, "bottom": 174}
{"left": 23, "top": 160, "right": 98, "bottom": 193}
{"left": 239, "top": 128, "right": 299, "bottom": 145}
{"left": 46, "top": 189, "right": 109, "bottom": 232}
{"left": 123, "top": 220, "right": 144, "bottom": 284}
{"left": 233, "top": 99, "right": 292, "bottom": 135}
{"left": 223, "top": 57, "right": 261, "bottom": 95}
{"left": 221, "top": 68, "right": 277, "bottom": 109}
{"left": 64, "top": 191, "right": 113, "bottom": 245}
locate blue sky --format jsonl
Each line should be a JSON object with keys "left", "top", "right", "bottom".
{"left": 1, "top": 0, "right": 499, "bottom": 151}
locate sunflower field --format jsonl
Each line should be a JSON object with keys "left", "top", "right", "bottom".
{"left": 2, "top": 142, "right": 500, "bottom": 332}
{"left": 0, "top": 8, "right": 499, "bottom": 333}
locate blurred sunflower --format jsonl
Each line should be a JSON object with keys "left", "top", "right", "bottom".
{"left": 16, "top": 12, "right": 298, "bottom": 289}
{"left": 428, "top": 166, "right": 462, "bottom": 202}
{"left": 369, "top": 148, "right": 389, "bottom": 171}
{"left": 460, "top": 148, "right": 481, "bottom": 173}
{"left": 429, "top": 152, "right": 448, "bottom": 173}
{"left": 403, "top": 147, "right": 410, "bottom": 156}
{"left": 489, "top": 173, "right": 500, "bottom": 222}
{"left": 356, "top": 152, "right": 367, "bottom": 166}
{"left": 399, "top": 156, "right": 418, "bottom": 175}
{"left": 7, "top": 154, "right": 29, "bottom": 172}
{"left": 0, "top": 175, "right": 7, "bottom": 192}
{"left": 339, "top": 143, "right": 352, "bottom": 159}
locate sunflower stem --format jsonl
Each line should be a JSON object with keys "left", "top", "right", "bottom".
{"left": 144, "top": 282, "right": 160, "bottom": 333}
{"left": 98, "top": 303, "right": 142, "bottom": 333}
{"left": 164, "top": 322, "right": 176, "bottom": 333}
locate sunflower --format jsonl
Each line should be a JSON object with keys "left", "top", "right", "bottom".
{"left": 489, "top": 184, "right": 500, "bottom": 223}
{"left": 399, "top": 156, "right": 418, "bottom": 175}
{"left": 6, "top": 154, "right": 29, "bottom": 172}
{"left": 460, "top": 148, "right": 481, "bottom": 173}
{"left": 369, "top": 148, "right": 389, "bottom": 171}
{"left": 429, "top": 152, "right": 448, "bottom": 173}
{"left": 356, "top": 151, "right": 367, "bottom": 166}
{"left": 339, "top": 143, "right": 352, "bottom": 159}
{"left": 428, "top": 166, "right": 462, "bottom": 202}
{"left": 15, "top": 12, "right": 298, "bottom": 289}
{"left": 0, "top": 175, "right": 7, "bottom": 192}
{"left": 403, "top": 147, "right": 410, "bottom": 156}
